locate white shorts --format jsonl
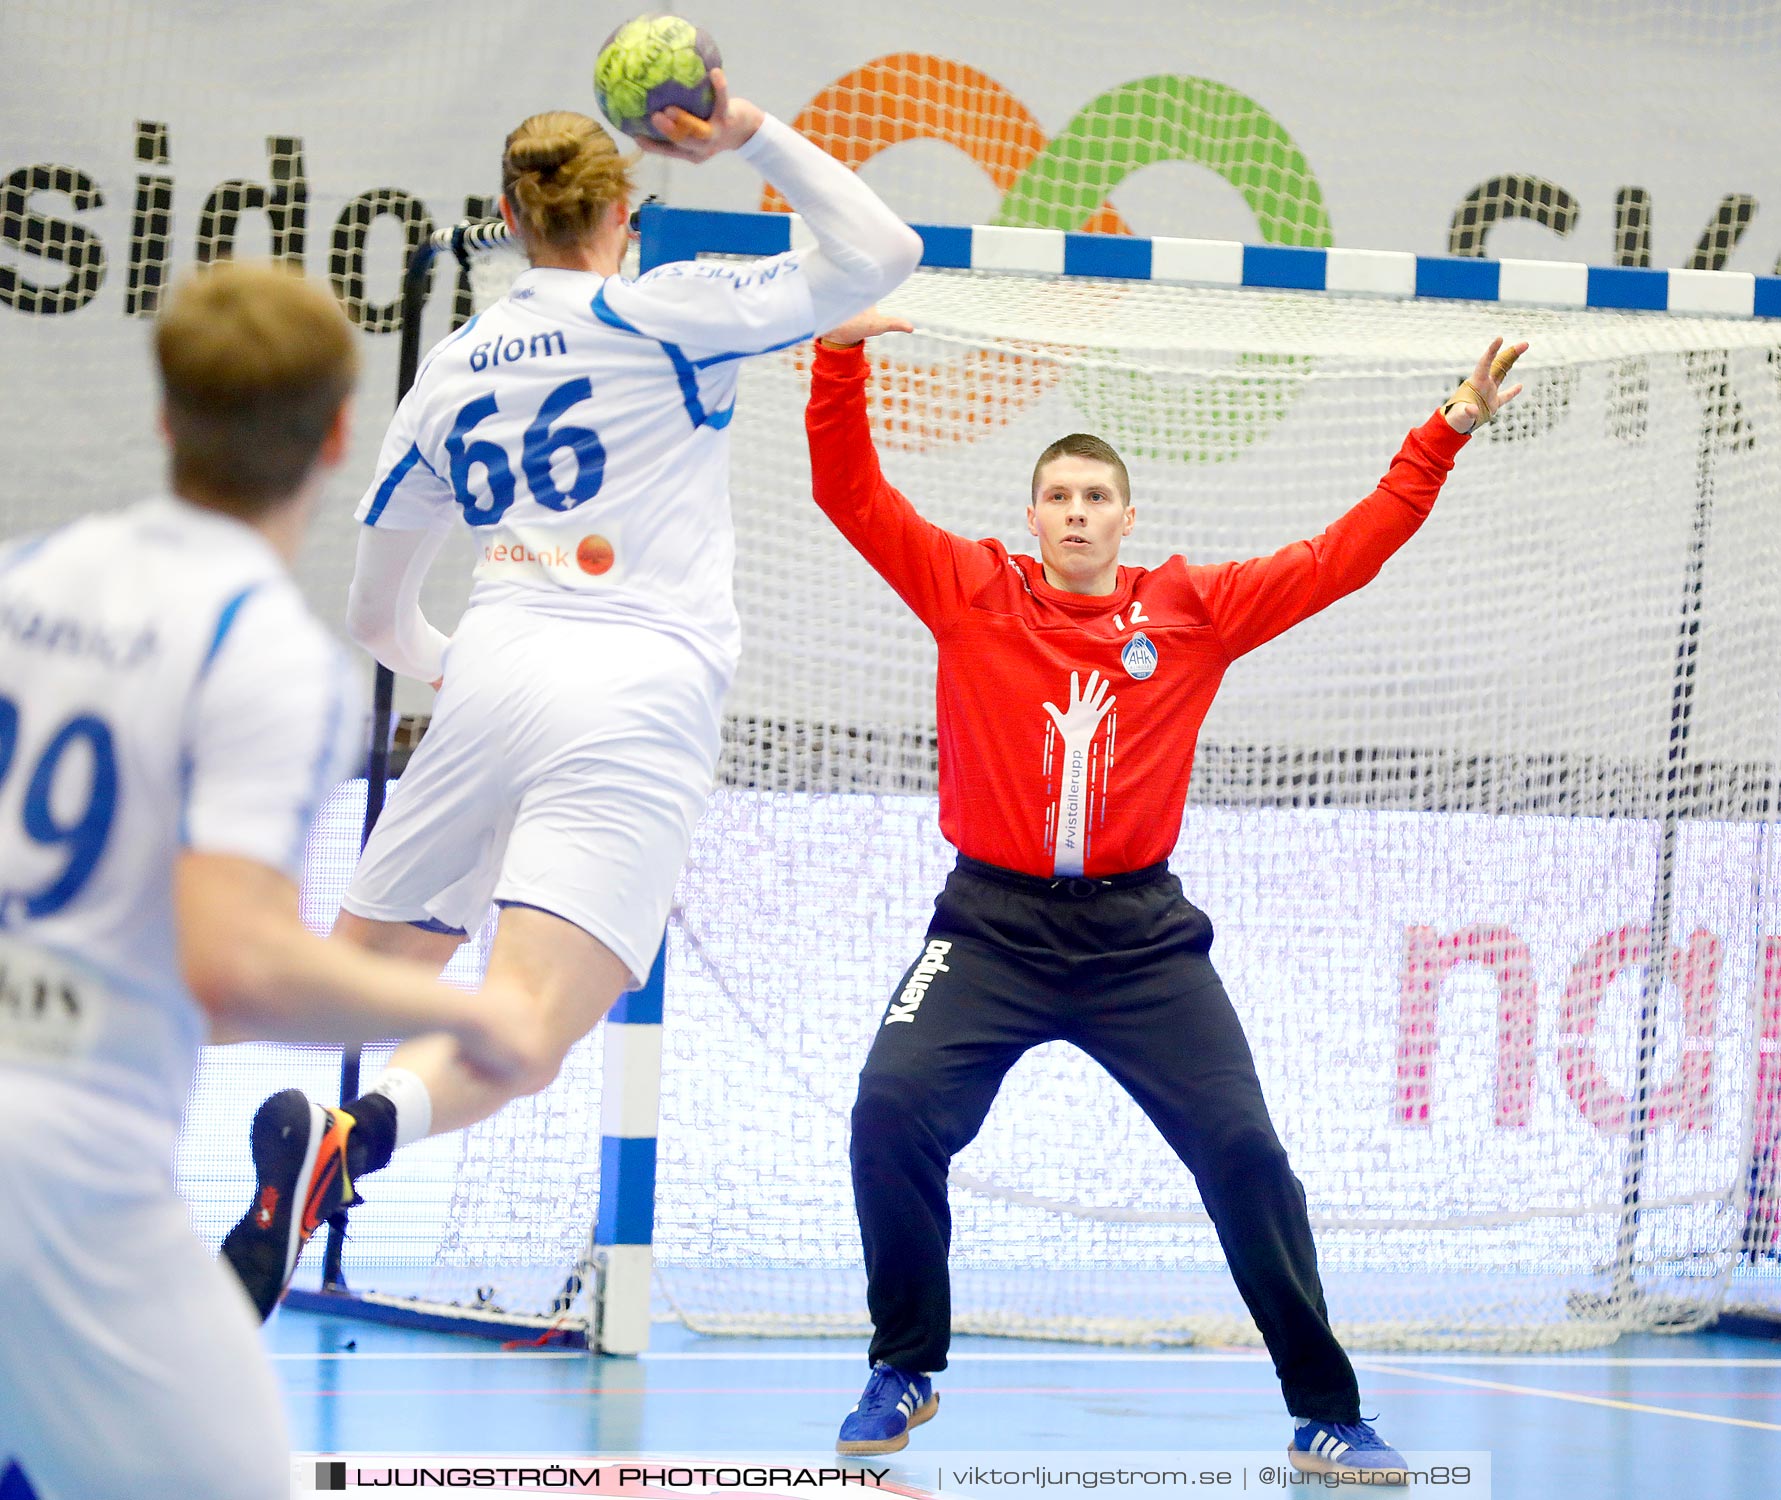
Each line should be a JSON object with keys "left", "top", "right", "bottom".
{"left": 0, "top": 1094, "right": 287, "bottom": 1500}
{"left": 341, "top": 606, "right": 725, "bottom": 986}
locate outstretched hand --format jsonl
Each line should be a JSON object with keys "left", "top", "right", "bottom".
{"left": 635, "top": 70, "right": 764, "bottom": 163}
{"left": 820, "top": 307, "right": 915, "bottom": 348}
{"left": 1442, "top": 337, "right": 1529, "bottom": 433}
{"left": 1042, "top": 670, "right": 1117, "bottom": 740}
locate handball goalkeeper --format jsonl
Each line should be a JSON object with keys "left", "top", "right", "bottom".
{"left": 806, "top": 311, "right": 1525, "bottom": 1473}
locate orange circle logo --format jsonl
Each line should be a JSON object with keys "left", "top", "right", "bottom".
{"left": 577, "top": 535, "right": 615, "bottom": 575}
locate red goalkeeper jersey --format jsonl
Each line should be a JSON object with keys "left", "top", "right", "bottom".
{"left": 805, "top": 341, "right": 1470, "bottom": 879}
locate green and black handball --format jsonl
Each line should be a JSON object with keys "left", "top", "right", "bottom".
{"left": 594, "top": 14, "right": 723, "bottom": 143}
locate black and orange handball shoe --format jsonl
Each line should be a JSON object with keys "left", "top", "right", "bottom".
{"left": 220, "top": 1089, "right": 361, "bottom": 1322}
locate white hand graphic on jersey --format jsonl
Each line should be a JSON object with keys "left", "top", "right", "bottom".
{"left": 1043, "top": 671, "right": 1117, "bottom": 877}
{"left": 1042, "top": 670, "right": 1117, "bottom": 740}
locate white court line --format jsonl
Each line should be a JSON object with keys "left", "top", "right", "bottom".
{"left": 1354, "top": 1355, "right": 1781, "bottom": 1368}
{"left": 644, "top": 1351, "right": 1256, "bottom": 1362}
{"left": 641, "top": 1350, "right": 1781, "bottom": 1368}
{"left": 266, "top": 1349, "right": 1781, "bottom": 1367}
{"left": 268, "top": 1351, "right": 583, "bottom": 1361}
{"left": 266, "top": 1350, "right": 1256, "bottom": 1364}
{"left": 1351, "top": 1361, "right": 1781, "bottom": 1433}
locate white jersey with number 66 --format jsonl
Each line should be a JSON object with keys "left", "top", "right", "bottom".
{"left": 357, "top": 254, "right": 825, "bottom": 678}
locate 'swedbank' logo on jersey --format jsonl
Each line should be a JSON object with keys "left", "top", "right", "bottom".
{"left": 1121, "top": 632, "right": 1158, "bottom": 680}
{"left": 480, "top": 533, "right": 618, "bottom": 581}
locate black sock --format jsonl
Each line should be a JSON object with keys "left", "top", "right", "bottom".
{"left": 342, "top": 1092, "right": 398, "bottom": 1179}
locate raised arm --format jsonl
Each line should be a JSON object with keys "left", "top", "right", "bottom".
{"left": 649, "top": 75, "right": 921, "bottom": 325}
{"left": 806, "top": 333, "right": 1002, "bottom": 632}
{"left": 616, "top": 75, "right": 922, "bottom": 357}
{"left": 734, "top": 116, "right": 922, "bottom": 332}
{"left": 1196, "top": 338, "right": 1526, "bottom": 660}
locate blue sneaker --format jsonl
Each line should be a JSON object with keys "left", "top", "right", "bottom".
{"left": 1289, "top": 1416, "right": 1408, "bottom": 1482}
{"left": 836, "top": 1363, "right": 939, "bottom": 1455}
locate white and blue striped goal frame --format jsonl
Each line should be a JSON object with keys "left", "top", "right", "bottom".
{"left": 638, "top": 201, "right": 1781, "bottom": 318}
{"left": 304, "top": 203, "right": 1779, "bottom": 1356}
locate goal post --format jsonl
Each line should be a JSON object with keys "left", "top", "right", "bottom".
{"left": 288, "top": 205, "right": 1781, "bottom": 1353}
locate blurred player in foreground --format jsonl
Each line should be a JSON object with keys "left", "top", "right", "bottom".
{"left": 808, "top": 310, "right": 1525, "bottom": 1474}
{"left": 0, "top": 263, "right": 541, "bottom": 1499}
{"left": 220, "top": 78, "right": 922, "bottom": 1318}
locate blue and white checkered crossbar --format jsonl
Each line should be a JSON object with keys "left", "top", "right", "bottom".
{"left": 635, "top": 203, "right": 1781, "bottom": 320}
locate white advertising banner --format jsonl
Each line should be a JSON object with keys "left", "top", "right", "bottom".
{"left": 5, "top": 2, "right": 1780, "bottom": 640}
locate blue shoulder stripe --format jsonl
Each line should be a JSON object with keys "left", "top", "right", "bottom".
{"left": 691, "top": 329, "right": 810, "bottom": 369}
{"left": 591, "top": 284, "right": 735, "bottom": 431}
{"left": 591, "top": 283, "right": 644, "bottom": 335}
{"left": 200, "top": 584, "right": 260, "bottom": 680}
{"left": 415, "top": 311, "right": 482, "bottom": 387}
{"left": 363, "top": 444, "right": 424, "bottom": 527}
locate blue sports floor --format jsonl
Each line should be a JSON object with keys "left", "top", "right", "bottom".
{"left": 269, "top": 1310, "right": 1779, "bottom": 1497}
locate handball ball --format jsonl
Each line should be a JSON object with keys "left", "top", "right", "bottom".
{"left": 594, "top": 14, "right": 723, "bottom": 143}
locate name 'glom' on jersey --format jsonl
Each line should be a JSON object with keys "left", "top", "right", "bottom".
{"left": 357, "top": 255, "right": 824, "bottom": 678}
{"left": 0, "top": 500, "right": 360, "bottom": 1157}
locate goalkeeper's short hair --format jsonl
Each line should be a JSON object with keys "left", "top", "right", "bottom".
{"left": 1031, "top": 432, "right": 1131, "bottom": 505}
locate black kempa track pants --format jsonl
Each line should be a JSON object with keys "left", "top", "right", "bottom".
{"left": 850, "top": 854, "right": 1362, "bottom": 1425}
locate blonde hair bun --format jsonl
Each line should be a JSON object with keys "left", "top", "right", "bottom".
{"left": 501, "top": 111, "right": 636, "bottom": 250}
{"left": 508, "top": 132, "right": 582, "bottom": 176}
